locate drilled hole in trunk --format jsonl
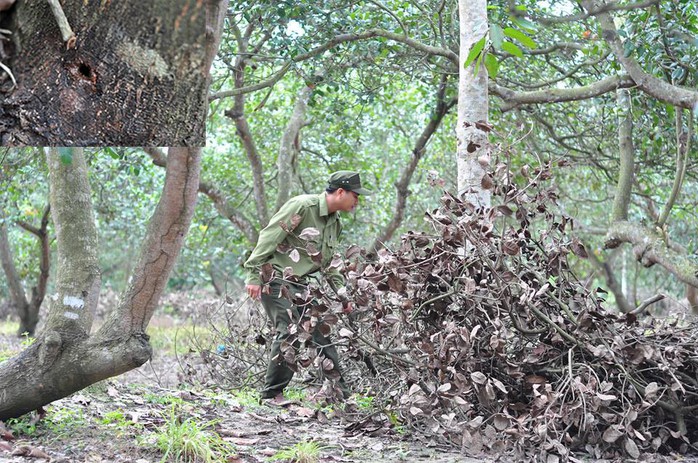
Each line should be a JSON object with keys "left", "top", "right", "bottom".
{"left": 78, "top": 63, "right": 92, "bottom": 78}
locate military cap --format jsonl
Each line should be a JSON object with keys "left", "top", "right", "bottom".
{"left": 328, "top": 170, "right": 373, "bottom": 195}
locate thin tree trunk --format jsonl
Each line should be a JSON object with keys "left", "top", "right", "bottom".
{"left": 372, "top": 75, "right": 456, "bottom": 250}
{"left": 611, "top": 88, "right": 634, "bottom": 222}
{"left": 275, "top": 84, "right": 313, "bottom": 211}
{"left": 13, "top": 205, "right": 51, "bottom": 335}
{"left": 98, "top": 149, "right": 201, "bottom": 336}
{"left": 457, "top": 0, "right": 490, "bottom": 208}
{"left": 0, "top": 212, "right": 30, "bottom": 330}
{"left": 227, "top": 22, "right": 269, "bottom": 226}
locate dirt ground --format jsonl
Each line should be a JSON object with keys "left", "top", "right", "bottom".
{"left": 0, "top": 379, "right": 483, "bottom": 463}
{"left": 0, "top": 310, "right": 487, "bottom": 463}
{"left": 1, "top": 291, "right": 696, "bottom": 463}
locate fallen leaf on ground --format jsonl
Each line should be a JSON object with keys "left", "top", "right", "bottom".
{"left": 294, "top": 406, "right": 315, "bottom": 418}
{"left": 225, "top": 437, "right": 260, "bottom": 446}
{"left": 12, "top": 445, "right": 51, "bottom": 460}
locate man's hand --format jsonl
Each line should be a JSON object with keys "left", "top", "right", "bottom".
{"left": 342, "top": 300, "right": 353, "bottom": 314}
{"left": 246, "top": 284, "right": 262, "bottom": 300}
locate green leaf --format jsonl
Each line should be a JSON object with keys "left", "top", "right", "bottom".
{"left": 484, "top": 53, "right": 499, "bottom": 78}
{"left": 623, "top": 40, "right": 635, "bottom": 57}
{"left": 57, "top": 148, "right": 73, "bottom": 165}
{"left": 104, "top": 147, "right": 120, "bottom": 160}
{"left": 510, "top": 16, "right": 538, "bottom": 32}
{"left": 671, "top": 67, "right": 686, "bottom": 82}
{"left": 501, "top": 41, "right": 524, "bottom": 58}
{"left": 503, "top": 27, "right": 537, "bottom": 49}
{"left": 490, "top": 24, "right": 504, "bottom": 51}
{"left": 474, "top": 50, "right": 484, "bottom": 76}
{"left": 463, "top": 35, "right": 487, "bottom": 68}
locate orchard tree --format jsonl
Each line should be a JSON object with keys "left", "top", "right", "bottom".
{"left": 209, "top": 0, "right": 698, "bottom": 313}
{"left": 0, "top": 148, "right": 200, "bottom": 419}
{"left": 0, "top": 0, "right": 227, "bottom": 419}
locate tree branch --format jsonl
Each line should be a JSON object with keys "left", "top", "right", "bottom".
{"left": 491, "top": 75, "right": 636, "bottom": 112}
{"left": 581, "top": 0, "right": 698, "bottom": 109}
{"left": 143, "top": 147, "right": 259, "bottom": 244}
{"left": 612, "top": 88, "right": 635, "bottom": 222}
{"left": 275, "top": 84, "right": 313, "bottom": 211}
{"left": 371, "top": 74, "right": 456, "bottom": 250}
{"left": 604, "top": 220, "right": 698, "bottom": 287}
{"left": 209, "top": 29, "right": 458, "bottom": 100}
{"left": 657, "top": 108, "right": 690, "bottom": 228}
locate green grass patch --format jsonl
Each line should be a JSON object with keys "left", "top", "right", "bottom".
{"left": 144, "top": 392, "right": 185, "bottom": 406}
{"left": 270, "top": 440, "right": 325, "bottom": 463}
{"left": 6, "top": 405, "right": 87, "bottom": 440}
{"left": 282, "top": 387, "right": 307, "bottom": 402}
{"left": 0, "top": 319, "right": 19, "bottom": 336}
{"left": 232, "top": 388, "right": 262, "bottom": 407}
{"left": 0, "top": 348, "right": 17, "bottom": 362}
{"left": 152, "top": 406, "right": 234, "bottom": 463}
{"left": 354, "top": 394, "right": 375, "bottom": 411}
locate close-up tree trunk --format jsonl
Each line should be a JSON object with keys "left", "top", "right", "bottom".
{"left": 0, "top": 0, "right": 210, "bottom": 146}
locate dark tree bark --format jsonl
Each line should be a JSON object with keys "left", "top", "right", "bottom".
{"left": 0, "top": 0, "right": 211, "bottom": 146}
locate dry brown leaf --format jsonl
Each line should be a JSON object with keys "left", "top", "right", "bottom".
{"left": 12, "top": 445, "right": 50, "bottom": 460}
{"left": 624, "top": 437, "right": 640, "bottom": 459}
{"left": 471, "top": 371, "right": 487, "bottom": 385}
{"left": 602, "top": 425, "right": 624, "bottom": 443}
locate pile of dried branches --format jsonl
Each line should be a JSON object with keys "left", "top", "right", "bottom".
{"left": 201, "top": 159, "right": 698, "bottom": 461}
{"left": 333, "top": 161, "right": 698, "bottom": 460}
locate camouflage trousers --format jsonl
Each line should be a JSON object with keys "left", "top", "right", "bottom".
{"left": 259, "top": 280, "right": 349, "bottom": 399}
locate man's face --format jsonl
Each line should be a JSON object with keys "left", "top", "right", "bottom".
{"left": 339, "top": 189, "right": 360, "bottom": 212}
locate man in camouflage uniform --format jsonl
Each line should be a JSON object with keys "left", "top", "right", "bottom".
{"left": 244, "top": 171, "right": 372, "bottom": 402}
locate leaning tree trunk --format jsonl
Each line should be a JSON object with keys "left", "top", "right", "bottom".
{"left": 0, "top": 0, "right": 210, "bottom": 146}
{"left": 456, "top": 0, "right": 491, "bottom": 208}
{"left": 0, "top": 147, "right": 201, "bottom": 420}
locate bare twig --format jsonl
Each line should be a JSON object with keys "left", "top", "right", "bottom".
{"left": 630, "top": 293, "right": 666, "bottom": 315}
{"left": 0, "top": 61, "right": 16, "bottom": 87}
{"left": 46, "top": 0, "right": 76, "bottom": 49}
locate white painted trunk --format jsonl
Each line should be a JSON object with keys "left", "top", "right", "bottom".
{"left": 457, "top": 0, "right": 490, "bottom": 208}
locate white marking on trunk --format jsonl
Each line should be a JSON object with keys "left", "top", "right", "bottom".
{"left": 63, "top": 311, "right": 79, "bottom": 319}
{"left": 63, "top": 296, "right": 85, "bottom": 309}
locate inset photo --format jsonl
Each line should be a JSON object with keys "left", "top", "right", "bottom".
{"left": 0, "top": 0, "right": 225, "bottom": 146}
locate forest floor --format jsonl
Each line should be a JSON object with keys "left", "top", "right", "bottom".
{"left": 0, "top": 291, "right": 692, "bottom": 463}
{"left": 0, "top": 292, "right": 486, "bottom": 463}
